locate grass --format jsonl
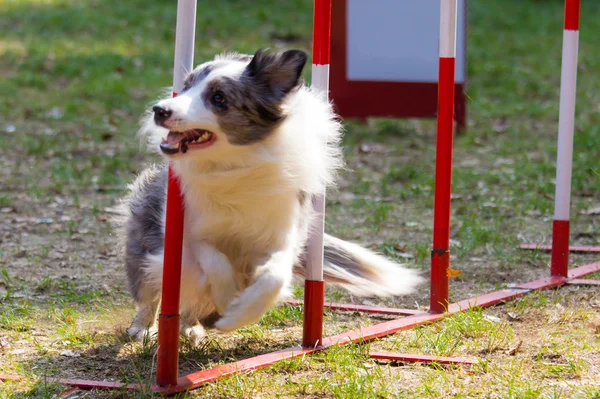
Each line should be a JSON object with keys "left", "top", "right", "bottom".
{"left": 1, "top": 0, "right": 600, "bottom": 397}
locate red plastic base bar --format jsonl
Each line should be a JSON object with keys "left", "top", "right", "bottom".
{"left": 566, "top": 279, "right": 600, "bottom": 286}
{"left": 569, "top": 261, "right": 600, "bottom": 277}
{"left": 8, "top": 261, "right": 599, "bottom": 395}
{"left": 286, "top": 300, "right": 420, "bottom": 316}
{"left": 302, "top": 280, "right": 325, "bottom": 348}
{"left": 370, "top": 351, "right": 475, "bottom": 365}
{"left": 519, "top": 244, "right": 600, "bottom": 253}
{"left": 516, "top": 276, "right": 567, "bottom": 291}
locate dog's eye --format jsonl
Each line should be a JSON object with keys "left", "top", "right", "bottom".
{"left": 212, "top": 92, "right": 226, "bottom": 104}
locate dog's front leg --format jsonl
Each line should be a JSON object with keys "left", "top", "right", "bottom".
{"left": 193, "top": 241, "right": 239, "bottom": 314}
{"left": 214, "top": 248, "right": 294, "bottom": 332}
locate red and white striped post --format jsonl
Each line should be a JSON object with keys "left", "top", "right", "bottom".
{"left": 302, "top": 0, "right": 332, "bottom": 349}
{"left": 551, "top": 0, "right": 580, "bottom": 278}
{"left": 430, "top": 0, "right": 458, "bottom": 314}
{"left": 155, "top": 0, "right": 197, "bottom": 387}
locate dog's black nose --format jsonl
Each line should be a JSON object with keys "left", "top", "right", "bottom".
{"left": 153, "top": 105, "right": 172, "bottom": 125}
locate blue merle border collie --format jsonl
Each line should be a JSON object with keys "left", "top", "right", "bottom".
{"left": 121, "top": 49, "right": 423, "bottom": 343}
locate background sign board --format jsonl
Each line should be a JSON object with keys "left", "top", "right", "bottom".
{"left": 330, "top": 0, "right": 467, "bottom": 128}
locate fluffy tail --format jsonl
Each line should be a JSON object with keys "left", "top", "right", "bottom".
{"left": 295, "top": 234, "right": 424, "bottom": 297}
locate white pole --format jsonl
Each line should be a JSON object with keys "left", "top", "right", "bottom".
{"left": 173, "top": 0, "right": 197, "bottom": 95}
{"left": 305, "top": 64, "right": 330, "bottom": 282}
{"left": 553, "top": 30, "right": 579, "bottom": 222}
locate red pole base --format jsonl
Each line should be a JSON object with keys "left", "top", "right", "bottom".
{"left": 430, "top": 250, "right": 450, "bottom": 313}
{"left": 551, "top": 220, "right": 570, "bottom": 277}
{"left": 302, "top": 280, "right": 325, "bottom": 348}
{"left": 156, "top": 313, "right": 181, "bottom": 387}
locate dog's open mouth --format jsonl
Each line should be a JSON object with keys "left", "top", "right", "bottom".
{"left": 160, "top": 129, "right": 216, "bottom": 154}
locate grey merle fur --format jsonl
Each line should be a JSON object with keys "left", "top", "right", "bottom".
{"left": 124, "top": 163, "right": 168, "bottom": 301}
{"left": 200, "top": 49, "right": 308, "bottom": 145}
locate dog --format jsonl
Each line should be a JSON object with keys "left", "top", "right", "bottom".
{"left": 122, "top": 49, "right": 423, "bottom": 343}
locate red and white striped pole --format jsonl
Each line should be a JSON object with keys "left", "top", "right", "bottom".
{"left": 551, "top": 0, "right": 580, "bottom": 278}
{"left": 430, "top": 0, "right": 458, "bottom": 314}
{"left": 155, "top": 0, "right": 197, "bottom": 387}
{"left": 302, "top": 0, "right": 332, "bottom": 349}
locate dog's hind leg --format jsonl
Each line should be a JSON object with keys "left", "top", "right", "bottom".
{"left": 127, "top": 253, "right": 162, "bottom": 340}
{"left": 128, "top": 289, "right": 160, "bottom": 341}
{"left": 124, "top": 164, "right": 168, "bottom": 340}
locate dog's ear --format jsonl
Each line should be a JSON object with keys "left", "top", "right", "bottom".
{"left": 244, "top": 49, "right": 308, "bottom": 98}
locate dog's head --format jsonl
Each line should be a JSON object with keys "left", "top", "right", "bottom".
{"left": 147, "top": 49, "right": 307, "bottom": 160}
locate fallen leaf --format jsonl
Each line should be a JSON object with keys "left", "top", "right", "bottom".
{"left": 581, "top": 206, "right": 600, "bottom": 215}
{"left": 96, "top": 214, "right": 111, "bottom": 222}
{"left": 358, "top": 143, "right": 390, "bottom": 154}
{"left": 484, "top": 314, "right": 502, "bottom": 323}
{"left": 505, "top": 340, "right": 522, "bottom": 356}
{"left": 507, "top": 312, "right": 520, "bottom": 321}
{"left": 59, "top": 387, "right": 83, "bottom": 398}
{"left": 588, "top": 321, "right": 600, "bottom": 335}
{"left": 494, "top": 117, "right": 510, "bottom": 132}
{"left": 394, "top": 243, "right": 408, "bottom": 252}
{"left": 60, "top": 350, "right": 81, "bottom": 357}
{"left": 447, "top": 267, "right": 463, "bottom": 278}
{"left": 362, "top": 361, "right": 375, "bottom": 369}
{"left": 86, "top": 347, "right": 101, "bottom": 356}
{"left": 13, "top": 250, "right": 27, "bottom": 258}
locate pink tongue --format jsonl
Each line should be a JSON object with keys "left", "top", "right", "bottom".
{"left": 166, "top": 131, "right": 184, "bottom": 146}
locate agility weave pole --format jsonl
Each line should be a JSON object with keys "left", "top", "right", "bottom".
{"left": 519, "top": 0, "right": 600, "bottom": 284}
{"left": 155, "top": 0, "right": 197, "bottom": 387}
{"left": 2, "top": 0, "right": 599, "bottom": 394}
{"left": 429, "top": 0, "right": 458, "bottom": 314}
{"left": 550, "top": 0, "right": 581, "bottom": 277}
{"left": 302, "top": 0, "right": 332, "bottom": 350}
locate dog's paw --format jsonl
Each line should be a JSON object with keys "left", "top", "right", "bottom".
{"left": 127, "top": 324, "right": 157, "bottom": 341}
{"left": 214, "top": 303, "right": 249, "bottom": 333}
{"left": 181, "top": 324, "right": 206, "bottom": 345}
{"left": 214, "top": 316, "right": 241, "bottom": 333}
